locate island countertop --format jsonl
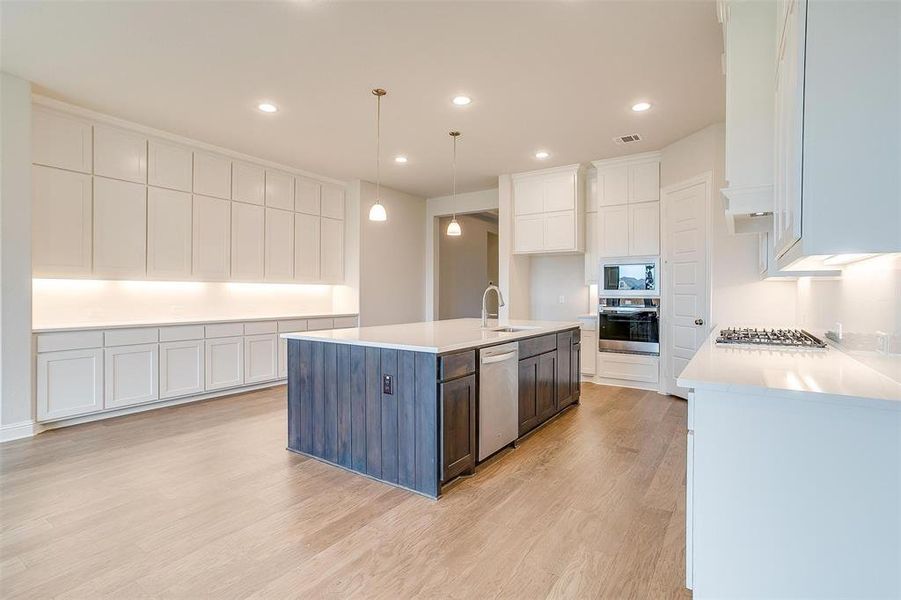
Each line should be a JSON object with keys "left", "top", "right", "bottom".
{"left": 280, "top": 317, "right": 581, "bottom": 353}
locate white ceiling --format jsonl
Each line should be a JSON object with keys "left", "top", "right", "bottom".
{"left": 1, "top": 1, "right": 725, "bottom": 197}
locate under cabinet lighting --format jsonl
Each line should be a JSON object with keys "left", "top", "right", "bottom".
{"left": 257, "top": 103, "right": 278, "bottom": 113}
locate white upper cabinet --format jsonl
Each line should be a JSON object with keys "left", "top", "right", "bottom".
{"left": 320, "top": 217, "right": 345, "bottom": 283}
{"left": 593, "top": 153, "right": 660, "bottom": 206}
{"left": 265, "top": 170, "right": 294, "bottom": 210}
{"left": 94, "top": 125, "right": 147, "bottom": 184}
{"left": 32, "top": 108, "right": 92, "bottom": 173}
{"left": 192, "top": 194, "right": 230, "bottom": 280}
{"left": 597, "top": 205, "right": 629, "bottom": 258}
{"left": 231, "top": 161, "right": 265, "bottom": 206}
{"left": 193, "top": 151, "right": 231, "bottom": 199}
{"left": 32, "top": 165, "right": 93, "bottom": 277}
{"left": 231, "top": 202, "right": 265, "bottom": 280}
{"left": 294, "top": 213, "right": 321, "bottom": 282}
{"left": 596, "top": 203, "right": 660, "bottom": 258}
{"left": 512, "top": 164, "right": 583, "bottom": 254}
{"left": 629, "top": 202, "right": 661, "bottom": 256}
{"left": 93, "top": 177, "right": 147, "bottom": 278}
{"left": 148, "top": 140, "right": 192, "bottom": 192}
{"left": 630, "top": 162, "right": 660, "bottom": 204}
{"left": 597, "top": 165, "right": 629, "bottom": 207}
{"left": 584, "top": 211, "right": 598, "bottom": 284}
{"left": 295, "top": 178, "right": 321, "bottom": 215}
{"left": 147, "top": 187, "right": 192, "bottom": 279}
{"left": 264, "top": 208, "right": 294, "bottom": 281}
{"left": 320, "top": 184, "right": 346, "bottom": 220}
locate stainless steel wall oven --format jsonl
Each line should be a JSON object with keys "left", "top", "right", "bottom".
{"left": 598, "top": 297, "right": 660, "bottom": 355}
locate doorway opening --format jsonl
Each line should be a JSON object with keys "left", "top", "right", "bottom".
{"left": 437, "top": 211, "right": 499, "bottom": 320}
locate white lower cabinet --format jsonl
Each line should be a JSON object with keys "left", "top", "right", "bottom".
{"left": 244, "top": 334, "right": 278, "bottom": 384}
{"left": 104, "top": 343, "right": 159, "bottom": 409}
{"left": 597, "top": 352, "right": 659, "bottom": 384}
{"left": 36, "top": 348, "right": 104, "bottom": 421}
{"left": 278, "top": 338, "right": 288, "bottom": 379}
{"left": 159, "top": 340, "right": 204, "bottom": 399}
{"left": 580, "top": 331, "right": 597, "bottom": 376}
{"left": 204, "top": 336, "right": 244, "bottom": 391}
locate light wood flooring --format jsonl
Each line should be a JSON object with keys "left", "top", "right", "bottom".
{"left": 0, "top": 383, "right": 690, "bottom": 599}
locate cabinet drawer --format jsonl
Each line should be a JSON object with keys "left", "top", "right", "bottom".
{"left": 597, "top": 352, "right": 659, "bottom": 383}
{"left": 518, "top": 334, "right": 557, "bottom": 360}
{"left": 307, "top": 318, "right": 334, "bottom": 331}
{"left": 159, "top": 325, "right": 204, "bottom": 342}
{"left": 104, "top": 328, "right": 159, "bottom": 347}
{"left": 278, "top": 319, "right": 308, "bottom": 332}
{"left": 243, "top": 320, "right": 277, "bottom": 335}
{"left": 36, "top": 330, "right": 104, "bottom": 353}
{"left": 439, "top": 350, "right": 476, "bottom": 382}
{"left": 205, "top": 322, "right": 244, "bottom": 338}
{"left": 333, "top": 316, "right": 358, "bottom": 329}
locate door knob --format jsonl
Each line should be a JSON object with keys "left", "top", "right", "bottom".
{"left": 694, "top": 318, "right": 704, "bottom": 326}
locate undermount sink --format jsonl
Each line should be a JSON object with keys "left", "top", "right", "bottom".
{"left": 490, "top": 326, "right": 539, "bottom": 333}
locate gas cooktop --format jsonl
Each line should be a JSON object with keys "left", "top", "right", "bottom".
{"left": 715, "top": 328, "right": 827, "bottom": 348}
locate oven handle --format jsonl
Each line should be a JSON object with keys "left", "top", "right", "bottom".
{"left": 599, "top": 308, "right": 659, "bottom": 315}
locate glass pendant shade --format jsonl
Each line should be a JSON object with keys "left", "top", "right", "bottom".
{"left": 369, "top": 201, "right": 387, "bottom": 222}
{"left": 446, "top": 131, "right": 462, "bottom": 237}
{"left": 446, "top": 218, "right": 462, "bottom": 236}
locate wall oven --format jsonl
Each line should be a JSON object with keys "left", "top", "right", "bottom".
{"left": 598, "top": 297, "right": 660, "bottom": 355}
{"left": 600, "top": 257, "right": 659, "bottom": 297}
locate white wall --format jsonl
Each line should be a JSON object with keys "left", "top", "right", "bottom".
{"left": 529, "top": 255, "right": 589, "bottom": 321}
{"left": 437, "top": 214, "right": 498, "bottom": 319}
{"left": 0, "top": 72, "right": 33, "bottom": 435}
{"left": 359, "top": 180, "right": 426, "bottom": 326}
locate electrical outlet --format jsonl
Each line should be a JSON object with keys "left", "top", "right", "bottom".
{"left": 382, "top": 375, "right": 393, "bottom": 395}
{"left": 558, "top": 295, "right": 565, "bottom": 304}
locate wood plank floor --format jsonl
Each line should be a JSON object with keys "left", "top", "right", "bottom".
{"left": 0, "top": 383, "right": 690, "bottom": 599}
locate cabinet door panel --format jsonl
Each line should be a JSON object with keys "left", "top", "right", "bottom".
{"left": 148, "top": 140, "right": 192, "bottom": 192}
{"left": 244, "top": 334, "right": 278, "bottom": 384}
{"left": 581, "top": 330, "right": 597, "bottom": 376}
{"left": 231, "top": 162, "right": 265, "bottom": 205}
{"left": 32, "top": 108, "right": 92, "bottom": 173}
{"left": 598, "top": 205, "right": 629, "bottom": 257}
{"left": 231, "top": 202, "right": 265, "bottom": 280}
{"left": 598, "top": 166, "right": 629, "bottom": 206}
{"left": 104, "top": 343, "right": 159, "bottom": 409}
{"left": 584, "top": 211, "right": 598, "bottom": 283}
{"left": 192, "top": 194, "right": 230, "bottom": 279}
{"left": 94, "top": 125, "right": 147, "bottom": 184}
{"left": 514, "top": 214, "right": 544, "bottom": 253}
{"left": 160, "top": 340, "right": 204, "bottom": 399}
{"left": 294, "top": 213, "right": 321, "bottom": 282}
{"left": 513, "top": 178, "right": 543, "bottom": 215}
{"left": 278, "top": 337, "right": 288, "bottom": 378}
{"left": 556, "top": 331, "right": 574, "bottom": 407}
{"left": 36, "top": 349, "right": 103, "bottom": 421}
{"left": 193, "top": 151, "right": 231, "bottom": 199}
{"left": 629, "top": 162, "right": 660, "bottom": 203}
{"left": 543, "top": 172, "right": 576, "bottom": 212}
{"left": 205, "top": 336, "right": 244, "bottom": 390}
{"left": 543, "top": 210, "right": 575, "bottom": 251}
{"left": 441, "top": 373, "right": 476, "bottom": 482}
{"left": 265, "top": 170, "right": 294, "bottom": 210}
{"left": 629, "top": 201, "right": 660, "bottom": 256}
{"left": 265, "top": 208, "right": 294, "bottom": 281}
{"left": 32, "top": 166, "right": 93, "bottom": 277}
{"left": 320, "top": 185, "right": 345, "bottom": 220}
{"left": 147, "top": 188, "right": 192, "bottom": 279}
{"left": 518, "top": 356, "right": 540, "bottom": 436}
{"left": 93, "top": 177, "right": 147, "bottom": 278}
{"left": 537, "top": 351, "right": 557, "bottom": 422}
{"left": 320, "top": 217, "right": 344, "bottom": 283}
{"left": 295, "top": 179, "right": 321, "bottom": 215}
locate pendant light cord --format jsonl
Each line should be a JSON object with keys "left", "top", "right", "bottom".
{"left": 452, "top": 134, "right": 457, "bottom": 220}
{"left": 375, "top": 93, "right": 381, "bottom": 203}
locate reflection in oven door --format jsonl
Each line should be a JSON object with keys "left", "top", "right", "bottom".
{"left": 598, "top": 309, "right": 660, "bottom": 355}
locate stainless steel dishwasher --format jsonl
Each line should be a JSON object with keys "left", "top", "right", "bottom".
{"left": 478, "top": 342, "right": 519, "bottom": 461}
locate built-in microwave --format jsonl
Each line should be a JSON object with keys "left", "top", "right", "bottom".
{"left": 599, "top": 257, "right": 659, "bottom": 297}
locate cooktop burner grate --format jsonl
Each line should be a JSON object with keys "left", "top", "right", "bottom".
{"left": 715, "top": 328, "right": 827, "bottom": 348}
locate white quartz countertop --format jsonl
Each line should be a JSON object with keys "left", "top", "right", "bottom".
{"left": 678, "top": 329, "right": 901, "bottom": 406}
{"left": 280, "top": 318, "right": 580, "bottom": 354}
{"left": 33, "top": 313, "right": 358, "bottom": 333}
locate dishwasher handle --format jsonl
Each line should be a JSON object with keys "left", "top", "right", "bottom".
{"left": 481, "top": 350, "right": 518, "bottom": 365}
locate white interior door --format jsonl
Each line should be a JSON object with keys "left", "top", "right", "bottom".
{"left": 662, "top": 174, "right": 710, "bottom": 399}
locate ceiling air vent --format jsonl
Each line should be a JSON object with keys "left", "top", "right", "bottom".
{"left": 613, "top": 133, "right": 642, "bottom": 145}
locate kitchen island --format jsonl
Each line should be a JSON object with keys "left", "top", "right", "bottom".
{"left": 281, "top": 318, "right": 582, "bottom": 498}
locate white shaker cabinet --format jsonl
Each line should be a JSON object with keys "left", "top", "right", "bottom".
{"left": 205, "top": 336, "right": 244, "bottom": 391}
{"left": 595, "top": 156, "right": 659, "bottom": 206}
{"left": 93, "top": 177, "right": 147, "bottom": 278}
{"left": 265, "top": 208, "right": 294, "bottom": 281}
{"left": 629, "top": 161, "right": 660, "bottom": 204}
{"left": 320, "top": 217, "right": 345, "bottom": 283}
{"left": 512, "top": 164, "right": 583, "bottom": 254}
{"left": 320, "top": 185, "right": 346, "bottom": 220}
{"left": 543, "top": 211, "right": 577, "bottom": 252}
{"left": 32, "top": 165, "right": 93, "bottom": 277}
{"left": 513, "top": 214, "right": 545, "bottom": 253}
{"left": 584, "top": 211, "right": 598, "bottom": 284}
{"left": 93, "top": 125, "right": 147, "bottom": 184}
{"left": 244, "top": 334, "right": 278, "bottom": 384}
{"left": 159, "top": 340, "right": 204, "bottom": 399}
{"left": 265, "top": 170, "right": 294, "bottom": 211}
{"left": 591, "top": 153, "right": 661, "bottom": 259}
{"left": 193, "top": 151, "right": 231, "bottom": 199}
{"left": 147, "top": 187, "right": 192, "bottom": 279}
{"left": 231, "top": 202, "right": 265, "bottom": 281}
{"left": 192, "top": 194, "right": 231, "bottom": 279}
{"left": 629, "top": 202, "right": 660, "bottom": 256}
{"left": 36, "top": 348, "right": 104, "bottom": 420}
{"left": 148, "top": 140, "right": 193, "bottom": 192}
{"left": 104, "top": 343, "right": 159, "bottom": 409}
{"left": 32, "top": 108, "right": 92, "bottom": 173}
{"left": 294, "top": 213, "right": 321, "bottom": 282}
{"left": 231, "top": 162, "right": 265, "bottom": 206}
{"left": 597, "top": 205, "right": 629, "bottom": 258}
{"left": 295, "top": 179, "right": 321, "bottom": 215}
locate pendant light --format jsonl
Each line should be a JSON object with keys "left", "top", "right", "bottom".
{"left": 446, "top": 131, "right": 462, "bottom": 236}
{"left": 368, "top": 88, "right": 388, "bottom": 222}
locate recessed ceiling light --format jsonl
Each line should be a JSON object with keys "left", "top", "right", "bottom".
{"left": 394, "top": 156, "right": 408, "bottom": 164}
{"left": 535, "top": 151, "right": 550, "bottom": 159}
{"left": 258, "top": 103, "right": 278, "bottom": 113}
{"left": 631, "top": 102, "right": 652, "bottom": 112}
{"left": 452, "top": 95, "right": 472, "bottom": 106}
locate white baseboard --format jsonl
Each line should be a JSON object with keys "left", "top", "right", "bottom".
{"left": 0, "top": 420, "right": 38, "bottom": 443}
